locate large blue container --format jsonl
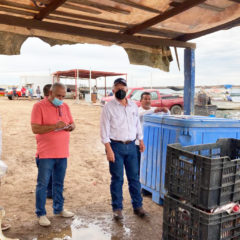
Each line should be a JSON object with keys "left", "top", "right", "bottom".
{"left": 140, "top": 115, "right": 240, "bottom": 205}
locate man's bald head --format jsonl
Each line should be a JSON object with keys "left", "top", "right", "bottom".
{"left": 49, "top": 82, "right": 66, "bottom": 101}
{"left": 51, "top": 82, "right": 66, "bottom": 92}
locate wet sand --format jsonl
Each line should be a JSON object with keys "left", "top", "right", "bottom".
{"left": 0, "top": 98, "right": 162, "bottom": 240}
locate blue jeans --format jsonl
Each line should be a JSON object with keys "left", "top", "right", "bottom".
{"left": 47, "top": 174, "right": 53, "bottom": 198}
{"left": 36, "top": 159, "right": 53, "bottom": 198}
{"left": 36, "top": 158, "right": 52, "bottom": 198}
{"left": 35, "top": 157, "right": 67, "bottom": 217}
{"left": 136, "top": 145, "right": 141, "bottom": 177}
{"left": 109, "top": 141, "right": 142, "bottom": 211}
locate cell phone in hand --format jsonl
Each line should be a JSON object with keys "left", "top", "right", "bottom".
{"left": 55, "top": 124, "right": 71, "bottom": 132}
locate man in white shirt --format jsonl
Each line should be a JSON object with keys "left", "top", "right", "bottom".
{"left": 100, "top": 78, "right": 147, "bottom": 220}
{"left": 137, "top": 92, "right": 170, "bottom": 181}
{"left": 138, "top": 92, "right": 170, "bottom": 127}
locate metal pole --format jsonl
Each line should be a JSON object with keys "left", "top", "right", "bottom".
{"left": 150, "top": 71, "right": 153, "bottom": 89}
{"left": 75, "top": 69, "right": 77, "bottom": 99}
{"left": 105, "top": 76, "right": 107, "bottom": 97}
{"left": 77, "top": 69, "right": 79, "bottom": 99}
{"left": 89, "top": 68, "right": 92, "bottom": 95}
{"left": 184, "top": 48, "right": 195, "bottom": 115}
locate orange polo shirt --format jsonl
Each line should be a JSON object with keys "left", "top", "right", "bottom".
{"left": 31, "top": 98, "right": 74, "bottom": 159}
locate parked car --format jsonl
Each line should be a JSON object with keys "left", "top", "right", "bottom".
{"left": 131, "top": 89, "right": 184, "bottom": 114}
{"left": 0, "top": 88, "right": 5, "bottom": 97}
{"left": 6, "top": 88, "right": 22, "bottom": 100}
{"left": 100, "top": 87, "right": 144, "bottom": 105}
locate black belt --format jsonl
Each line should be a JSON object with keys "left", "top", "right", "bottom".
{"left": 110, "top": 139, "right": 135, "bottom": 144}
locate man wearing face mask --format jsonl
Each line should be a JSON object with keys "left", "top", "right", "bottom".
{"left": 31, "top": 82, "right": 75, "bottom": 227}
{"left": 100, "top": 78, "right": 147, "bottom": 220}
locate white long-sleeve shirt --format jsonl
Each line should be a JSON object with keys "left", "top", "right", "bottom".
{"left": 139, "top": 107, "right": 155, "bottom": 127}
{"left": 136, "top": 106, "right": 170, "bottom": 145}
{"left": 139, "top": 107, "right": 170, "bottom": 126}
{"left": 100, "top": 98, "right": 143, "bottom": 144}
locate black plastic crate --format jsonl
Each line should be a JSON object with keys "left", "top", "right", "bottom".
{"left": 165, "top": 138, "right": 240, "bottom": 210}
{"left": 163, "top": 195, "right": 240, "bottom": 240}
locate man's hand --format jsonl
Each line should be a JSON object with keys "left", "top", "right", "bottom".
{"left": 56, "top": 121, "right": 66, "bottom": 129}
{"left": 139, "top": 140, "right": 145, "bottom": 152}
{"left": 104, "top": 143, "right": 115, "bottom": 162}
{"left": 64, "top": 123, "right": 76, "bottom": 132}
{"left": 154, "top": 107, "right": 169, "bottom": 113}
{"left": 106, "top": 148, "right": 115, "bottom": 162}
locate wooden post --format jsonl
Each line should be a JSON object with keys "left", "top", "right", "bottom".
{"left": 184, "top": 48, "right": 195, "bottom": 115}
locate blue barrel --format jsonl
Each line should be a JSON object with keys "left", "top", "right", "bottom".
{"left": 140, "top": 115, "right": 240, "bottom": 205}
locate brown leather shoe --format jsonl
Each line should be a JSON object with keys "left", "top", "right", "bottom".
{"left": 2, "top": 223, "right": 11, "bottom": 231}
{"left": 134, "top": 207, "right": 148, "bottom": 218}
{"left": 113, "top": 210, "right": 123, "bottom": 220}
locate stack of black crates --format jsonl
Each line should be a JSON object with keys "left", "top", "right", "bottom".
{"left": 163, "top": 138, "right": 240, "bottom": 240}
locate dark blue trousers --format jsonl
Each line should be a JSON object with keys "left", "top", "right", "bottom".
{"left": 109, "top": 141, "right": 143, "bottom": 211}
{"left": 136, "top": 145, "right": 141, "bottom": 176}
{"left": 35, "top": 157, "right": 67, "bottom": 216}
{"left": 47, "top": 175, "right": 53, "bottom": 198}
{"left": 36, "top": 158, "right": 53, "bottom": 198}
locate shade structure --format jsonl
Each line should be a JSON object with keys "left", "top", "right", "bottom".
{"left": 53, "top": 69, "right": 127, "bottom": 98}
{"left": 0, "top": 0, "right": 239, "bottom": 71}
{"left": 53, "top": 69, "right": 127, "bottom": 79}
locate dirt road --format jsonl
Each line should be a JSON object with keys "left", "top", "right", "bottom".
{"left": 0, "top": 98, "right": 163, "bottom": 240}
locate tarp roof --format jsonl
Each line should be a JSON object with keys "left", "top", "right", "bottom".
{"left": 0, "top": 0, "right": 239, "bottom": 71}
{"left": 53, "top": 69, "right": 127, "bottom": 79}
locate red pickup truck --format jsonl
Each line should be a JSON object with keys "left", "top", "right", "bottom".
{"left": 131, "top": 89, "right": 184, "bottom": 114}
{"left": 101, "top": 87, "right": 143, "bottom": 105}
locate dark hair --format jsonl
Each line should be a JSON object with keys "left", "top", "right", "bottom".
{"left": 43, "top": 84, "right": 52, "bottom": 97}
{"left": 140, "top": 91, "right": 151, "bottom": 100}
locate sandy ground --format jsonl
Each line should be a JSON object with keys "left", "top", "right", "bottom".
{"left": 0, "top": 98, "right": 163, "bottom": 240}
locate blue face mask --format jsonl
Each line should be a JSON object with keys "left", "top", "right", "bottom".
{"left": 52, "top": 97, "right": 63, "bottom": 107}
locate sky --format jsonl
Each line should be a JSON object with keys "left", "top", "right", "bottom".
{"left": 0, "top": 26, "right": 239, "bottom": 87}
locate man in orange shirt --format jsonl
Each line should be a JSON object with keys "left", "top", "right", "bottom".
{"left": 31, "top": 82, "right": 75, "bottom": 227}
{"left": 42, "top": 84, "right": 53, "bottom": 199}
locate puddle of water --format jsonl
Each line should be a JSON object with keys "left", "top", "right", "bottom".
{"left": 71, "top": 218, "right": 110, "bottom": 240}
{"left": 33, "top": 215, "right": 133, "bottom": 240}
{"left": 123, "top": 225, "right": 130, "bottom": 237}
{"left": 33, "top": 217, "right": 114, "bottom": 240}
